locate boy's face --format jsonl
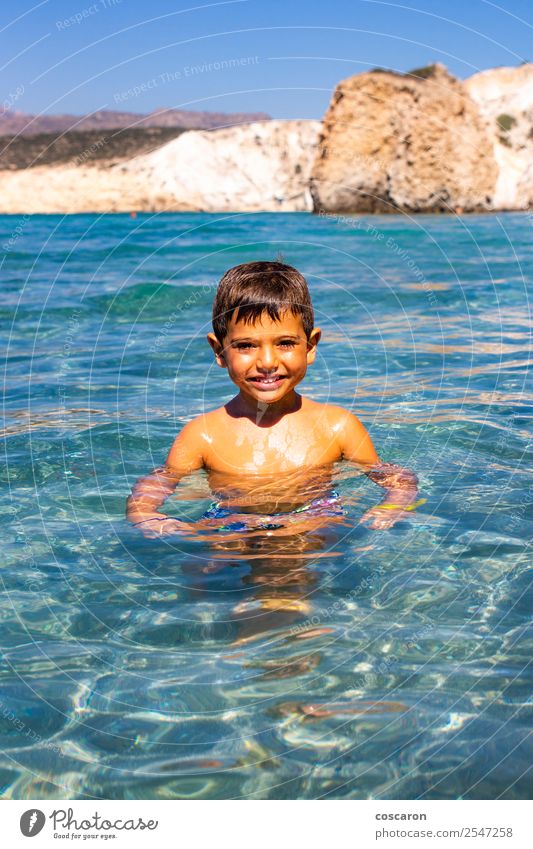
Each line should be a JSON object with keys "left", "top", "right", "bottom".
{"left": 208, "top": 310, "right": 321, "bottom": 406}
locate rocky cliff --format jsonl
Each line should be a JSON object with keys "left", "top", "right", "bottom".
{"left": 465, "top": 64, "right": 533, "bottom": 210}
{"left": 310, "top": 63, "right": 499, "bottom": 214}
{"left": 0, "top": 64, "right": 531, "bottom": 215}
{"left": 119, "top": 119, "right": 320, "bottom": 212}
{"left": 0, "top": 120, "right": 320, "bottom": 214}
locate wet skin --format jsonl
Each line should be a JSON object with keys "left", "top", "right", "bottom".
{"left": 127, "top": 310, "right": 419, "bottom": 534}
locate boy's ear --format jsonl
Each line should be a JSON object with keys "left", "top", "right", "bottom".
{"left": 207, "top": 332, "right": 227, "bottom": 368}
{"left": 306, "top": 327, "right": 321, "bottom": 364}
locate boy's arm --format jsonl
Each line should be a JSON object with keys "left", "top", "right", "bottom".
{"left": 126, "top": 420, "right": 205, "bottom": 535}
{"left": 337, "top": 411, "right": 420, "bottom": 529}
{"left": 361, "top": 463, "right": 420, "bottom": 530}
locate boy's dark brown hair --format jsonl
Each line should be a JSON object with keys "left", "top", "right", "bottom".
{"left": 212, "top": 261, "right": 314, "bottom": 342}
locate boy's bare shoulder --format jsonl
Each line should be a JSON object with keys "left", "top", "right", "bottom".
{"left": 303, "top": 398, "right": 365, "bottom": 429}
{"left": 166, "top": 408, "right": 226, "bottom": 471}
{"left": 303, "top": 399, "right": 379, "bottom": 464}
{"left": 178, "top": 405, "right": 227, "bottom": 434}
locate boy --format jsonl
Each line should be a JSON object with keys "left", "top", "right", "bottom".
{"left": 127, "top": 261, "right": 420, "bottom": 536}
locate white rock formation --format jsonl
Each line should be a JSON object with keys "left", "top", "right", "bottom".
{"left": 0, "top": 120, "right": 320, "bottom": 214}
{"left": 0, "top": 164, "right": 143, "bottom": 215}
{"left": 121, "top": 120, "right": 320, "bottom": 212}
{"left": 465, "top": 64, "right": 533, "bottom": 209}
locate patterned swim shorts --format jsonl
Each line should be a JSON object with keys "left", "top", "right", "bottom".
{"left": 202, "top": 490, "right": 343, "bottom": 533}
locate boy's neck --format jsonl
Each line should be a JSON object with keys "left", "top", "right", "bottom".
{"left": 228, "top": 390, "right": 302, "bottom": 425}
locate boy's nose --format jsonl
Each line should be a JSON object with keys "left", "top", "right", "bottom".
{"left": 256, "top": 345, "right": 278, "bottom": 370}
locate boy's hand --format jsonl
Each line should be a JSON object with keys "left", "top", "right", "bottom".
{"left": 362, "top": 462, "right": 422, "bottom": 530}
{"left": 360, "top": 498, "right": 425, "bottom": 530}
{"left": 131, "top": 515, "right": 193, "bottom": 538}
{"left": 360, "top": 504, "right": 408, "bottom": 530}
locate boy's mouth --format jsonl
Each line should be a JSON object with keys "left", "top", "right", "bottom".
{"left": 247, "top": 374, "right": 287, "bottom": 390}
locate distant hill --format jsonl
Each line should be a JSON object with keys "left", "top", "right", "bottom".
{"left": 0, "top": 107, "right": 271, "bottom": 136}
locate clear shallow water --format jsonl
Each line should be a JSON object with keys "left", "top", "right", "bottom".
{"left": 1, "top": 211, "right": 532, "bottom": 800}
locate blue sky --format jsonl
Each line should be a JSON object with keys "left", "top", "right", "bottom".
{"left": 2, "top": 0, "right": 531, "bottom": 119}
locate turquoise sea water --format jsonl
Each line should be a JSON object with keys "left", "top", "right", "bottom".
{"left": 1, "top": 211, "right": 532, "bottom": 800}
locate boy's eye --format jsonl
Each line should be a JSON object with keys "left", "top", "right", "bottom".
{"left": 232, "top": 339, "right": 297, "bottom": 351}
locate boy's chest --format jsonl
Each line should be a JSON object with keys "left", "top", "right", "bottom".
{"left": 203, "top": 418, "right": 341, "bottom": 474}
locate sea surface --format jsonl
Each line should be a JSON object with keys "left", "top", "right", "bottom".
{"left": 1, "top": 211, "right": 532, "bottom": 800}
